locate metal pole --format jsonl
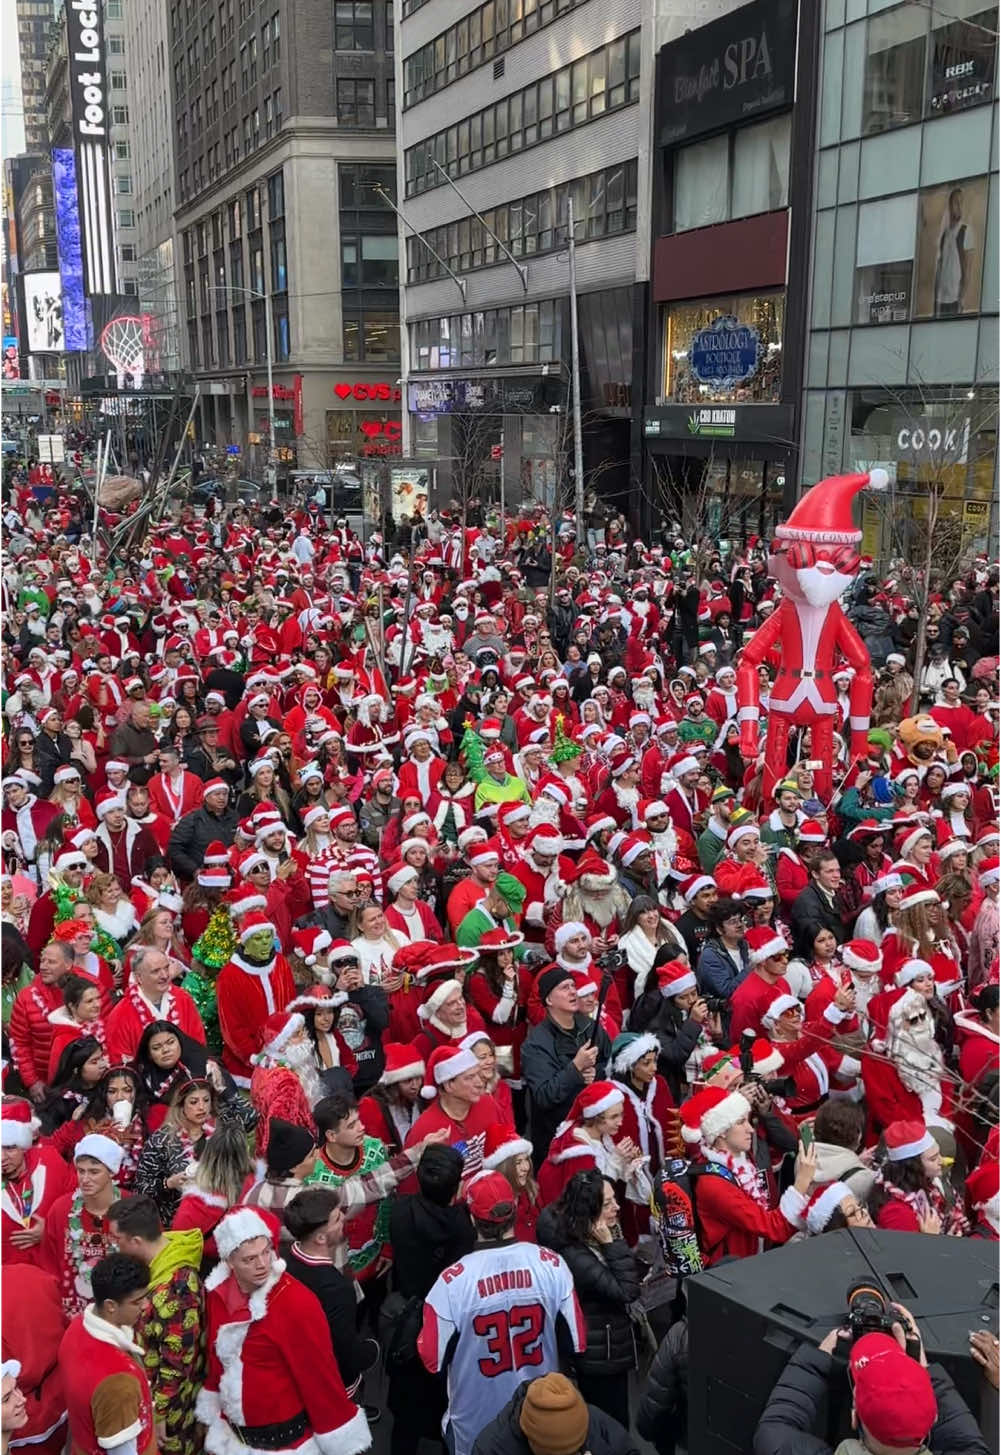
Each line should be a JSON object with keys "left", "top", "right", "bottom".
{"left": 91, "top": 435, "right": 104, "bottom": 563}
{"left": 264, "top": 288, "right": 276, "bottom": 489}
{"left": 499, "top": 426, "right": 506, "bottom": 549}
{"left": 567, "top": 197, "right": 585, "bottom": 544}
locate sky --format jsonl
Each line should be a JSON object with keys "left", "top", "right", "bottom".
{"left": 2, "top": 0, "right": 26, "bottom": 164}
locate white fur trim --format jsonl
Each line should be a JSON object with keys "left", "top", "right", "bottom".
{"left": 748, "top": 934, "right": 788, "bottom": 967}
{"left": 750, "top": 1046, "right": 783, "bottom": 1076}
{"left": 762, "top": 994, "right": 800, "bottom": 1028}
{"left": 895, "top": 958, "right": 934, "bottom": 988}
{"left": 215, "top": 1207, "right": 275, "bottom": 1260}
{"left": 611, "top": 1033, "right": 660, "bottom": 1074}
{"left": 96, "top": 1421, "right": 142, "bottom": 1450}
{"left": 779, "top": 1185, "right": 808, "bottom": 1226}
{"left": 886, "top": 1130, "right": 935, "bottom": 1162}
{"left": 483, "top": 1134, "right": 533, "bottom": 1169}
{"left": 699, "top": 1091, "right": 751, "bottom": 1147}
{"left": 806, "top": 1181, "right": 852, "bottom": 1235}
{"left": 579, "top": 1087, "right": 623, "bottom": 1119}
{"left": 314, "top": 1408, "right": 372, "bottom": 1455}
{"left": 0, "top": 1122, "right": 34, "bottom": 1149}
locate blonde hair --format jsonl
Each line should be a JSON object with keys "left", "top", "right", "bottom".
{"left": 85, "top": 872, "right": 119, "bottom": 907}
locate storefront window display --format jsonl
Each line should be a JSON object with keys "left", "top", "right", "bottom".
{"left": 664, "top": 291, "right": 784, "bottom": 404}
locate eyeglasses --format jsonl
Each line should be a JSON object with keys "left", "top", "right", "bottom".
{"left": 340, "top": 888, "right": 363, "bottom": 897}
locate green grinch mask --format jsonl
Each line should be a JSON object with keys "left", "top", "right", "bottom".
{"left": 243, "top": 927, "right": 276, "bottom": 960}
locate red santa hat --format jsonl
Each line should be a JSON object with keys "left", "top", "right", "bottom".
{"left": 237, "top": 910, "right": 277, "bottom": 944}
{"left": 477, "top": 926, "right": 526, "bottom": 953}
{"left": 746, "top": 1038, "right": 784, "bottom": 1076}
{"left": 620, "top": 834, "right": 652, "bottom": 868}
{"left": 761, "top": 992, "right": 801, "bottom": 1028}
{"left": 642, "top": 799, "right": 671, "bottom": 823}
{"left": 585, "top": 813, "right": 618, "bottom": 841}
{"left": 745, "top": 927, "right": 789, "bottom": 966}
{"left": 671, "top": 754, "right": 700, "bottom": 778}
{"left": 774, "top": 469, "right": 886, "bottom": 546}
{"left": 290, "top": 927, "right": 333, "bottom": 966}
{"left": 679, "top": 873, "right": 715, "bottom": 903}
{"left": 482, "top": 1122, "right": 534, "bottom": 1169}
{"left": 253, "top": 1010, "right": 305, "bottom": 1061}
{"left": 287, "top": 985, "right": 348, "bottom": 1013}
{"left": 420, "top": 1044, "right": 480, "bottom": 1099}
{"left": 201, "top": 777, "right": 229, "bottom": 800}
{"left": 414, "top": 943, "right": 478, "bottom": 983}
{"left": 94, "top": 788, "right": 124, "bottom": 820}
{"left": 979, "top": 855, "right": 1001, "bottom": 888}
{"left": 679, "top": 1085, "right": 751, "bottom": 1146}
{"left": 328, "top": 938, "right": 360, "bottom": 964}
{"left": 895, "top": 957, "right": 935, "bottom": 988}
{"left": 386, "top": 863, "right": 419, "bottom": 896}
{"left": 301, "top": 804, "right": 329, "bottom": 832}
{"left": 469, "top": 838, "right": 501, "bottom": 867}
{"left": 803, "top": 1180, "right": 854, "bottom": 1235}
{"left": 1, "top": 1099, "right": 39, "bottom": 1149}
{"left": 609, "top": 751, "right": 637, "bottom": 779}
{"left": 965, "top": 1161, "right": 1000, "bottom": 1220}
{"left": 67, "top": 826, "right": 97, "bottom": 850}
{"left": 53, "top": 847, "right": 88, "bottom": 872}
{"left": 571, "top": 851, "right": 617, "bottom": 888}
{"left": 497, "top": 802, "right": 531, "bottom": 830}
{"left": 796, "top": 821, "right": 827, "bottom": 846}
{"left": 214, "top": 1206, "right": 281, "bottom": 1260}
{"left": 203, "top": 840, "right": 231, "bottom": 866}
{"left": 884, "top": 1120, "right": 936, "bottom": 1161}
{"left": 898, "top": 886, "right": 939, "bottom": 911}
{"left": 565, "top": 1081, "right": 624, "bottom": 1124}
{"left": 197, "top": 864, "right": 232, "bottom": 889}
{"left": 866, "top": 871, "right": 904, "bottom": 899}
{"left": 842, "top": 940, "right": 882, "bottom": 975}
{"left": 52, "top": 764, "right": 81, "bottom": 785}
{"left": 655, "top": 959, "right": 697, "bottom": 997}
{"left": 417, "top": 977, "right": 463, "bottom": 1023}
{"left": 227, "top": 883, "right": 267, "bottom": 916}
{"left": 727, "top": 822, "right": 760, "bottom": 850}
{"left": 380, "top": 1042, "right": 426, "bottom": 1086}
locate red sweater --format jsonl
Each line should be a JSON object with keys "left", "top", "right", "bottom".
{"left": 693, "top": 1168, "right": 806, "bottom": 1265}
{"left": 729, "top": 972, "right": 792, "bottom": 1043}
{"left": 404, "top": 1092, "right": 502, "bottom": 1178}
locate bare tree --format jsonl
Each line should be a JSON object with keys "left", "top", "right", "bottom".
{"left": 857, "top": 383, "right": 995, "bottom": 709}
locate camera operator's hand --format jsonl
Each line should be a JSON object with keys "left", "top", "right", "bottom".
{"left": 793, "top": 1137, "right": 818, "bottom": 1195}
{"left": 742, "top": 1079, "right": 771, "bottom": 1114}
{"left": 818, "top": 1326, "right": 849, "bottom": 1355}
{"left": 890, "top": 1303, "right": 927, "bottom": 1368}
{"left": 969, "top": 1330, "right": 1000, "bottom": 1389}
{"left": 689, "top": 997, "right": 710, "bottom": 1026}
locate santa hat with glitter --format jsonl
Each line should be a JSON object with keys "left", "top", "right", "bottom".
{"left": 482, "top": 1122, "right": 534, "bottom": 1169}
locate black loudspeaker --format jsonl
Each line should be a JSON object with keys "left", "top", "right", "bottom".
{"left": 686, "top": 1229, "right": 999, "bottom": 1454}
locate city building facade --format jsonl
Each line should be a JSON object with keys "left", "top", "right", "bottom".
{"left": 170, "top": 0, "right": 400, "bottom": 471}
{"left": 16, "top": 0, "right": 57, "bottom": 152}
{"left": 800, "top": 0, "right": 998, "bottom": 561}
{"left": 641, "top": 0, "right": 819, "bottom": 542}
{"left": 397, "top": 0, "right": 650, "bottom": 516}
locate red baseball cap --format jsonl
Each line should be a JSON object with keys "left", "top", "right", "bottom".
{"left": 849, "top": 1333, "right": 937, "bottom": 1448}
{"left": 464, "top": 1171, "right": 516, "bottom": 1224}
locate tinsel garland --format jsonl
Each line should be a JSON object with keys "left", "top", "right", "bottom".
{"left": 192, "top": 903, "right": 236, "bottom": 969}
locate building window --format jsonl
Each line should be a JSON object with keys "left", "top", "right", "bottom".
{"left": 114, "top": 140, "right": 131, "bottom": 159}
{"left": 404, "top": 0, "right": 586, "bottom": 107}
{"left": 106, "top": 0, "right": 123, "bottom": 16}
{"left": 410, "top": 299, "right": 563, "bottom": 370}
{"left": 272, "top": 12, "right": 280, "bottom": 62}
{"left": 118, "top": 208, "right": 135, "bottom": 227}
{"left": 120, "top": 243, "right": 137, "bottom": 261}
{"left": 108, "top": 35, "right": 125, "bottom": 53}
{"left": 335, "top": 1, "right": 374, "bottom": 50}
{"left": 110, "top": 70, "right": 126, "bottom": 89}
{"left": 274, "top": 88, "right": 283, "bottom": 128}
{"left": 406, "top": 160, "right": 637, "bottom": 283}
{"left": 385, "top": 0, "right": 394, "bottom": 50}
{"left": 267, "top": 168, "right": 284, "bottom": 219}
{"left": 663, "top": 291, "right": 784, "bottom": 404}
{"left": 112, "top": 105, "right": 129, "bottom": 124}
{"left": 673, "top": 113, "right": 790, "bottom": 233}
{"left": 122, "top": 279, "right": 138, "bottom": 295}
{"left": 863, "top": 1, "right": 996, "bottom": 135}
{"left": 405, "top": 30, "right": 640, "bottom": 195}
{"left": 270, "top": 226, "right": 287, "bottom": 291}
{"left": 339, "top": 161, "right": 399, "bottom": 362}
{"left": 233, "top": 305, "right": 248, "bottom": 362}
{"left": 337, "top": 77, "right": 375, "bottom": 126}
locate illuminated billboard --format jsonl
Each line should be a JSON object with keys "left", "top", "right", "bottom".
{"left": 67, "top": 0, "right": 117, "bottom": 296}
{"left": 52, "top": 147, "right": 90, "bottom": 350}
{"left": 24, "top": 272, "right": 66, "bottom": 353}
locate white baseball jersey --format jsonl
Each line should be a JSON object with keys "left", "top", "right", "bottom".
{"left": 418, "top": 1240, "right": 585, "bottom": 1455}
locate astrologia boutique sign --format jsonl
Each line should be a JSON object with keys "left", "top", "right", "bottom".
{"left": 689, "top": 316, "right": 762, "bottom": 389}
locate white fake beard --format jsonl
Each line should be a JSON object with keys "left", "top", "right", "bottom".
{"left": 633, "top": 684, "right": 657, "bottom": 711}
{"left": 851, "top": 974, "right": 879, "bottom": 1014}
{"left": 529, "top": 798, "right": 561, "bottom": 830}
{"left": 284, "top": 1037, "right": 325, "bottom": 1107}
{"left": 614, "top": 783, "right": 639, "bottom": 811}
{"left": 582, "top": 891, "right": 618, "bottom": 929}
{"left": 889, "top": 1017, "right": 945, "bottom": 1098}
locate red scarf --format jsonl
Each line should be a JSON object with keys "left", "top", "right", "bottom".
{"left": 703, "top": 1148, "right": 770, "bottom": 1210}
{"left": 875, "top": 1170, "right": 969, "bottom": 1236}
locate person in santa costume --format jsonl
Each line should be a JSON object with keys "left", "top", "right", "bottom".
{"left": 545, "top": 849, "right": 632, "bottom": 962}
{"left": 383, "top": 863, "right": 445, "bottom": 944}
{"left": 195, "top": 1206, "right": 371, "bottom": 1455}
{"left": 217, "top": 912, "right": 296, "bottom": 1086}
{"left": 530, "top": 919, "right": 625, "bottom": 1030}
{"left": 760, "top": 991, "right": 861, "bottom": 1116}
{"left": 609, "top": 1031, "right": 680, "bottom": 1234}
{"left": 862, "top": 983, "right": 955, "bottom": 1137}
{"left": 537, "top": 1080, "right": 650, "bottom": 1212}
{"left": 464, "top": 927, "right": 533, "bottom": 1074}
{"left": 396, "top": 727, "right": 445, "bottom": 802}
{"left": 403, "top": 1044, "right": 502, "bottom": 1177}
{"left": 413, "top": 954, "right": 484, "bottom": 1060}
{"left": 357, "top": 1042, "right": 426, "bottom": 1154}
{"left": 2, "top": 772, "right": 60, "bottom": 885}
{"left": 869, "top": 1120, "right": 968, "bottom": 1235}
{"left": 2, "top": 1265, "right": 68, "bottom": 1455}
{"left": 1, "top": 1099, "right": 72, "bottom": 1267}
{"left": 42, "top": 1133, "right": 124, "bottom": 1320}
{"left": 58, "top": 1250, "right": 158, "bottom": 1455}
{"left": 105, "top": 946, "right": 206, "bottom": 1066}
{"left": 509, "top": 824, "right": 572, "bottom": 941}
{"left": 969, "top": 854, "right": 1000, "bottom": 990}
{"left": 682, "top": 1085, "right": 815, "bottom": 1265}
{"left": 727, "top": 927, "right": 795, "bottom": 1042}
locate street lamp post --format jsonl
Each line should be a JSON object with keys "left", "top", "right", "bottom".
{"left": 207, "top": 284, "right": 275, "bottom": 482}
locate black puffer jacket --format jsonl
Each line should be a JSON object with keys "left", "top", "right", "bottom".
{"left": 627, "top": 994, "right": 703, "bottom": 1103}
{"left": 636, "top": 1320, "right": 688, "bottom": 1454}
{"left": 536, "top": 1206, "right": 640, "bottom": 1376}
{"left": 753, "top": 1342, "right": 991, "bottom": 1455}
{"left": 472, "top": 1380, "right": 639, "bottom": 1455}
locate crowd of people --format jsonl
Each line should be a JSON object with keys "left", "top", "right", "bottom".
{"left": 1, "top": 465, "right": 999, "bottom": 1455}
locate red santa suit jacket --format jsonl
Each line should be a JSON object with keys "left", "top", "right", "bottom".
{"left": 216, "top": 952, "right": 297, "bottom": 1084}
{"left": 196, "top": 1260, "right": 370, "bottom": 1455}
{"left": 60, "top": 1308, "right": 156, "bottom": 1455}
{"left": 692, "top": 1163, "right": 807, "bottom": 1265}
{"left": 728, "top": 972, "right": 793, "bottom": 1043}
{"left": 104, "top": 980, "right": 206, "bottom": 1066}
{"left": 8, "top": 978, "right": 65, "bottom": 1090}
{"left": 147, "top": 768, "right": 204, "bottom": 823}
{"left": 1, "top": 1145, "right": 73, "bottom": 1268}
{"left": 2, "top": 1263, "right": 67, "bottom": 1455}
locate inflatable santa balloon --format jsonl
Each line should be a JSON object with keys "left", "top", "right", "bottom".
{"left": 736, "top": 470, "right": 887, "bottom": 804}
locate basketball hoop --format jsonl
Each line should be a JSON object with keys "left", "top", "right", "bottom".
{"left": 100, "top": 315, "right": 150, "bottom": 391}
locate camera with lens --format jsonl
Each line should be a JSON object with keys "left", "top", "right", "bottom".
{"left": 595, "top": 946, "right": 626, "bottom": 975}
{"left": 702, "top": 994, "right": 729, "bottom": 1017}
{"left": 835, "top": 1281, "right": 921, "bottom": 1361}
